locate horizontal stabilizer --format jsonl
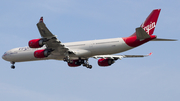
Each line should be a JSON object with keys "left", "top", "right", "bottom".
{"left": 151, "top": 38, "right": 177, "bottom": 41}
{"left": 136, "top": 27, "right": 151, "bottom": 40}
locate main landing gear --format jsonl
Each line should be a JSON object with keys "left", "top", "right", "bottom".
{"left": 63, "top": 55, "right": 73, "bottom": 63}
{"left": 83, "top": 59, "right": 92, "bottom": 69}
{"left": 63, "top": 57, "right": 92, "bottom": 69}
{"left": 63, "top": 51, "right": 92, "bottom": 69}
{"left": 63, "top": 52, "right": 72, "bottom": 63}
{"left": 11, "top": 62, "right": 15, "bottom": 69}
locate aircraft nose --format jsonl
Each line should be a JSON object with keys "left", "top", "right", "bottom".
{"left": 2, "top": 53, "right": 8, "bottom": 60}
{"left": 2, "top": 54, "right": 6, "bottom": 60}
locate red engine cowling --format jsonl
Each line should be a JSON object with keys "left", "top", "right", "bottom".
{"left": 68, "top": 60, "right": 81, "bottom": 67}
{"left": 28, "top": 39, "right": 44, "bottom": 48}
{"left": 34, "top": 49, "right": 50, "bottom": 58}
{"left": 98, "top": 58, "right": 115, "bottom": 66}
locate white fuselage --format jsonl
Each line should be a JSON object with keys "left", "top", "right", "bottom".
{"left": 2, "top": 38, "right": 132, "bottom": 62}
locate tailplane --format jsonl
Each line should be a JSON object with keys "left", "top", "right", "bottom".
{"left": 151, "top": 38, "right": 177, "bottom": 41}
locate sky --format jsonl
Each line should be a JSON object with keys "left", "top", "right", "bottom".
{"left": 0, "top": 0, "right": 180, "bottom": 101}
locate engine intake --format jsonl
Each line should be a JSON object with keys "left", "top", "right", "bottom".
{"left": 28, "top": 38, "right": 46, "bottom": 48}
{"left": 34, "top": 49, "right": 51, "bottom": 58}
{"left": 98, "top": 58, "right": 115, "bottom": 66}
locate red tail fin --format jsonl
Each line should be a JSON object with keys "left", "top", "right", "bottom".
{"left": 141, "top": 9, "right": 161, "bottom": 35}
{"left": 131, "top": 9, "right": 161, "bottom": 36}
{"left": 123, "top": 9, "right": 161, "bottom": 47}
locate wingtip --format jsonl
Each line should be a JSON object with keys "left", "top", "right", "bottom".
{"left": 39, "top": 17, "right": 43, "bottom": 23}
{"left": 149, "top": 52, "right": 153, "bottom": 56}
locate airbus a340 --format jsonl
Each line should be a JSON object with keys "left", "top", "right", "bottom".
{"left": 2, "top": 9, "right": 176, "bottom": 69}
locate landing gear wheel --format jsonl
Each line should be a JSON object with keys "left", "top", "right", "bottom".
{"left": 84, "top": 64, "right": 92, "bottom": 69}
{"left": 11, "top": 62, "right": 15, "bottom": 69}
{"left": 11, "top": 65, "right": 15, "bottom": 69}
{"left": 82, "top": 60, "right": 92, "bottom": 69}
{"left": 87, "top": 65, "right": 92, "bottom": 69}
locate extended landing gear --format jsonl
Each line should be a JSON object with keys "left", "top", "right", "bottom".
{"left": 63, "top": 52, "right": 72, "bottom": 63}
{"left": 83, "top": 64, "right": 92, "bottom": 69}
{"left": 11, "top": 62, "right": 15, "bottom": 69}
{"left": 82, "top": 59, "right": 92, "bottom": 69}
{"left": 63, "top": 51, "right": 92, "bottom": 69}
{"left": 64, "top": 56, "right": 92, "bottom": 69}
{"left": 63, "top": 56, "right": 72, "bottom": 63}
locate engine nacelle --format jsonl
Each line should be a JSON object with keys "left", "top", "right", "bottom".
{"left": 34, "top": 49, "right": 51, "bottom": 58}
{"left": 98, "top": 58, "right": 115, "bottom": 66}
{"left": 28, "top": 39, "right": 45, "bottom": 48}
{"left": 68, "top": 60, "right": 81, "bottom": 67}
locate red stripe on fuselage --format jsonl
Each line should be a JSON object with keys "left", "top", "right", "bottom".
{"left": 122, "top": 35, "right": 156, "bottom": 47}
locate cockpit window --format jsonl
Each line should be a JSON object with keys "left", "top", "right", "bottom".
{"left": 4, "top": 50, "right": 17, "bottom": 55}
{"left": 3, "top": 52, "right": 7, "bottom": 56}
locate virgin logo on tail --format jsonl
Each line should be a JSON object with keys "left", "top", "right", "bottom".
{"left": 141, "top": 22, "right": 156, "bottom": 34}
{"left": 140, "top": 9, "right": 161, "bottom": 35}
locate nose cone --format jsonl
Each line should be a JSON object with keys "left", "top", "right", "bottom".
{"left": 2, "top": 53, "right": 7, "bottom": 60}
{"left": 2, "top": 55, "right": 5, "bottom": 60}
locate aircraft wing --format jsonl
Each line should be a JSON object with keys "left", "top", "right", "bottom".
{"left": 37, "top": 17, "right": 55, "bottom": 38}
{"left": 93, "top": 53, "right": 152, "bottom": 60}
{"left": 36, "top": 17, "right": 69, "bottom": 54}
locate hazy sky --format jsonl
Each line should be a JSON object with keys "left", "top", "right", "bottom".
{"left": 0, "top": 0, "right": 180, "bottom": 101}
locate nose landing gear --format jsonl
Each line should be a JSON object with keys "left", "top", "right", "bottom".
{"left": 11, "top": 62, "right": 15, "bottom": 69}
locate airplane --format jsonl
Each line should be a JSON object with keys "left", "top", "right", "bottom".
{"left": 2, "top": 9, "right": 176, "bottom": 69}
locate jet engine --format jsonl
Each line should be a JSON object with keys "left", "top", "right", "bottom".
{"left": 68, "top": 60, "right": 82, "bottom": 67}
{"left": 98, "top": 58, "right": 115, "bottom": 66}
{"left": 28, "top": 38, "right": 46, "bottom": 48}
{"left": 34, "top": 49, "right": 51, "bottom": 58}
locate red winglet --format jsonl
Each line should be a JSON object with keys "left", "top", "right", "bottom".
{"left": 39, "top": 17, "right": 43, "bottom": 23}
{"left": 149, "top": 52, "right": 153, "bottom": 56}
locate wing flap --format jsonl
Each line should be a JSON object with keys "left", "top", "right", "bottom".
{"left": 93, "top": 55, "right": 123, "bottom": 60}
{"left": 93, "top": 53, "right": 152, "bottom": 60}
